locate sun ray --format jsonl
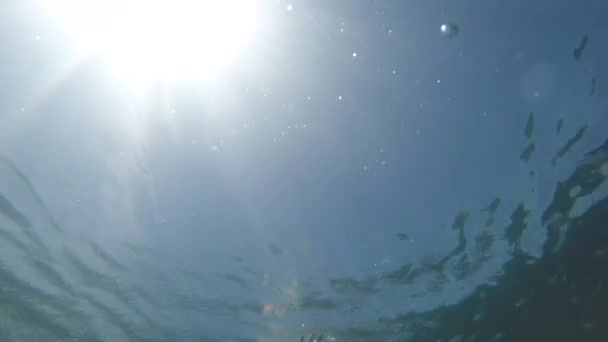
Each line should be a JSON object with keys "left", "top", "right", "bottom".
{"left": 40, "top": 0, "right": 261, "bottom": 88}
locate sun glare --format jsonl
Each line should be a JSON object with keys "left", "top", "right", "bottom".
{"left": 41, "top": 0, "right": 261, "bottom": 87}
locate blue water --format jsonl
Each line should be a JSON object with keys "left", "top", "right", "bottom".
{"left": 0, "top": 0, "right": 607, "bottom": 341}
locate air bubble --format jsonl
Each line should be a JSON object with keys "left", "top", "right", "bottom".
{"left": 440, "top": 22, "right": 459, "bottom": 38}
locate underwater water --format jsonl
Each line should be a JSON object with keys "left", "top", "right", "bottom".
{"left": 0, "top": 0, "right": 607, "bottom": 341}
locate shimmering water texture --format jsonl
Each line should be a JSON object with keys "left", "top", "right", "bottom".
{"left": 2, "top": 109, "right": 606, "bottom": 341}
{"left": 573, "top": 35, "right": 600, "bottom": 97}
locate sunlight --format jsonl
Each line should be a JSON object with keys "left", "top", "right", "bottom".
{"left": 41, "top": 0, "right": 261, "bottom": 87}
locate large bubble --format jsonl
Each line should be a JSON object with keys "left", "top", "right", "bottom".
{"left": 440, "top": 22, "right": 459, "bottom": 39}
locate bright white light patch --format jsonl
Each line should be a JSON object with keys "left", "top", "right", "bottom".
{"left": 42, "top": 0, "right": 260, "bottom": 86}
